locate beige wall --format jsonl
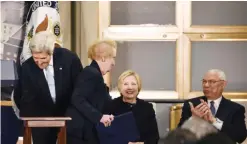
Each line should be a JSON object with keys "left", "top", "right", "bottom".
{"left": 59, "top": 1, "right": 99, "bottom": 66}
{"left": 58, "top": 2, "right": 71, "bottom": 51}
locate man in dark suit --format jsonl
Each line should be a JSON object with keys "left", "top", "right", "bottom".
{"left": 13, "top": 31, "right": 83, "bottom": 144}
{"left": 178, "top": 69, "right": 247, "bottom": 143}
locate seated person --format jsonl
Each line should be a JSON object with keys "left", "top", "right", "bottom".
{"left": 178, "top": 69, "right": 247, "bottom": 143}
{"left": 104, "top": 70, "right": 159, "bottom": 144}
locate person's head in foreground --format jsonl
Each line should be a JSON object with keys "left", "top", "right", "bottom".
{"left": 181, "top": 116, "right": 218, "bottom": 139}
{"left": 88, "top": 39, "right": 117, "bottom": 75}
{"left": 163, "top": 128, "right": 198, "bottom": 144}
{"left": 196, "top": 132, "right": 235, "bottom": 144}
{"left": 118, "top": 70, "right": 142, "bottom": 104}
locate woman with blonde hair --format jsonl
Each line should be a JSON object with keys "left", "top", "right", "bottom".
{"left": 66, "top": 39, "right": 117, "bottom": 144}
{"left": 104, "top": 70, "right": 160, "bottom": 144}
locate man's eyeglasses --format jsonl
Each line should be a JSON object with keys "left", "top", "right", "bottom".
{"left": 201, "top": 80, "right": 224, "bottom": 85}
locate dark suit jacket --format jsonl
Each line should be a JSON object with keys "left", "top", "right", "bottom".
{"left": 65, "top": 60, "right": 111, "bottom": 144}
{"left": 103, "top": 97, "right": 160, "bottom": 144}
{"left": 13, "top": 48, "right": 83, "bottom": 117}
{"left": 178, "top": 96, "right": 247, "bottom": 143}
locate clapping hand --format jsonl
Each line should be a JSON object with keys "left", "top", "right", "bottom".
{"left": 189, "top": 99, "right": 216, "bottom": 123}
{"left": 199, "top": 99, "right": 216, "bottom": 123}
{"left": 189, "top": 99, "right": 209, "bottom": 118}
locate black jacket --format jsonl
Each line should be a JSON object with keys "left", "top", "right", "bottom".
{"left": 65, "top": 60, "right": 111, "bottom": 144}
{"left": 104, "top": 97, "right": 160, "bottom": 144}
{"left": 14, "top": 48, "right": 83, "bottom": 117}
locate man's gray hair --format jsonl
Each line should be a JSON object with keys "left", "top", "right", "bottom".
{"left": 207, "top": 69, "right": 226, "bottom": 81}
{"left": 181, "top": 116, "right": 218, "bottom": 139}
{"left": 29, "top": 31, "right": 56, "bottom": 55}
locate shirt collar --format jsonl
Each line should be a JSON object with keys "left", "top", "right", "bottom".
{"left": 208, "top": 96, "right": 222, "bottom": 108}
{"left": 49, "top": 56, "right": 53, "bottom": 66}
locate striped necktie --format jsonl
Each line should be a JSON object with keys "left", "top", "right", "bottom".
{"left": 210, "top": 101, "right": 216, "bottom": 116}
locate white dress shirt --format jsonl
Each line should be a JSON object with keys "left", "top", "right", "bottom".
{"left": 208, "top": 96, "right": 224, "bottom": 130}
{"left": 43, "top": 56, "right": 56, "bottom": 102}
{"left": 43, "top": 56, "right": 54, "bottom": 78}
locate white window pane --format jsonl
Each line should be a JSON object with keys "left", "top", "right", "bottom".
{"left": 110, "top": 1, "right": 176, "bottom": 25}
{"left": 112, "top": 41, "right": 176, "bottom": 91}
{"left": 191, "top": 41, "right": 247, "bottom": 92}
{"left": 192, "top": 1, "right": 247, "bottom": 25}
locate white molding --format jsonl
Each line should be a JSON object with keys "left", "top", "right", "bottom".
{"left": 98, "top": 1, "right": 110, "bottom": 38}
{"left": 103, "top": 26, "right": 180, "bottom": 41}
{"left": 181, "top": 1, "right": 191, "bottom": 29}
{"left": 232, "top": 99, "right": 247, "bottom": 102}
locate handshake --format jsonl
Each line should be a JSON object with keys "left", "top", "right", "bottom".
{"left": 189, "top": 99, "right": 216, "bottom": 124}
{"left": 100, "top": 114, "right": 114, "bottom": 127}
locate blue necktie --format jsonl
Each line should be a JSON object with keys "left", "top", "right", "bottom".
{"left": 210, "top": 101, "right": 216, "bottom": 116}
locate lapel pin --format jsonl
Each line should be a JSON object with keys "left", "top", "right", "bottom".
{"left": 59, "top": 67, "right": 62, "bottom": 70}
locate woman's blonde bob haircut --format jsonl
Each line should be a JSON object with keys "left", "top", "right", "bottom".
{"left": 88, "top": 39, "right": 117, "bottom": 60}
{"left": 117, "top": 70, "right": 142, "bottom": 93}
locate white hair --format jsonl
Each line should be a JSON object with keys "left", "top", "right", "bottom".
{"left": 207, "top": 69, "right": 226, "bottom": 81}
{"left": 181, "top": 116, "right": 218, "bottom": 139}
{"left": 29, "top": 31, "right": 56, "bottom": 55}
